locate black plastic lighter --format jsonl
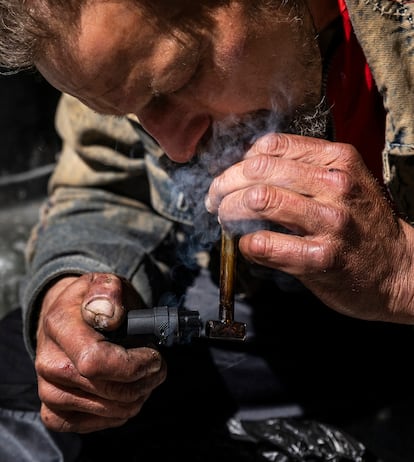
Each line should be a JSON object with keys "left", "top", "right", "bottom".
{"left": 104, "top": 306, "right": 202, "bottom": 347}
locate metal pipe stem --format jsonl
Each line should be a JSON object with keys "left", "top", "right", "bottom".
{"left": 219, "top": 229, "right": 236, "bottom": 323}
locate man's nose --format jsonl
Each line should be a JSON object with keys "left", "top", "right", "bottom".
{"left": 138, "top": 98, "right": 211, "bottom": 163}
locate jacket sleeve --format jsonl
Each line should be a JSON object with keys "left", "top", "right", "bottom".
{"left": 20, "top": 93, "right": 177, "bottom": 358}
{"left": 346, "top": 0, "right": 414, "bottom": 221}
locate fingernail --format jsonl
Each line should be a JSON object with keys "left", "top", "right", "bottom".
{"left": 204, "top": 195, "right": 212, "bottom": 212}
{"left": 84, "top": 298, "right": 115, "bottom": 319}
{"left": 149, "top": 350, "right": 162, "bottom": 373}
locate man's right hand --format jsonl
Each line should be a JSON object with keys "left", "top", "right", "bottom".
{"left": 35, "top": 273, "right": 167, "bottom": 433}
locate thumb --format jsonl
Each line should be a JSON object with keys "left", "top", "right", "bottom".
{"left": 81, "top": 273, "right": 127, "bottom": 331}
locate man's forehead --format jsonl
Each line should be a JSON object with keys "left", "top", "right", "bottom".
{"left": 35, "top": 0, "right": 204, "bottom": 110}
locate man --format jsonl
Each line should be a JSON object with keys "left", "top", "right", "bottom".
{"left": 1, "top": 0, "right": 414, "bottom": 460}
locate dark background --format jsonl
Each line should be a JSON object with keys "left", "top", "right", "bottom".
{"left": 0, "top": 70, "right": 60, "bottom": 317}
{"left": 0, "top": 70, "right": 61, "bottom": 203}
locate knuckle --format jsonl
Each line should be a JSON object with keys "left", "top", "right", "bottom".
{"left": 248, "top": 233, "right": 273, "bottom": 258}
{"left": 305, "top": 240, "right": 336, "bottom": 271}
{"left": 34, "top": 356, "right": 47, "bottom": 376}
{"left": 328, "top": 206, "right": 349, "bottom": 231}
{"left": 76, "top": 345, "right": 101, "bottom": 378}
{"left": 36, "top": 357, "right": 77, "bottom": 385}
{"left": 328, "top": 168, "right": 354, "bottom": 196}
{"left": 86, "top": 272, "right": 117, "bottom": 285}
{"left": 36, "top": 379, "right": 50, "bottom": 403}
{"left": 83, "top": 273, "right": 122, "bottom": 302}
{"left": 40, "top": 406, "right": 71, "bottom": 433}
{"left": 243, "top": 154, "right": 275, "bottom": 179}
{"left": 244, "top": 185, "right": 276, "bottom": 212}
{"left": 255, "top": 132, "right": 285, "bottom": 154}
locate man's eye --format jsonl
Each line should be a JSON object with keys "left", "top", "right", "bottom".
{"left": 174, "top": 61, "right": 202, "bottom": 95}
{"left": 146, "top": 58, "right": 203, "bottom": 111}
{"left": 159, "top": 60, "right": 202, "bottom": 98}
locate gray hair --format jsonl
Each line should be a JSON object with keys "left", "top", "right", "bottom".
{"left": 0, "top": 0, "right": 82, "bottom": 73}
{"left": 0, "top": 0, "right": 39, "bottom": 71}
{"left": 0, "top": 0, "right": 299, "bottom": 73}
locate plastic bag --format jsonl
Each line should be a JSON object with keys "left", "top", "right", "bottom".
{"left": 227, "top": 417, "right": 381, "bottom": 462}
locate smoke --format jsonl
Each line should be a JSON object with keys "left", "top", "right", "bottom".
{"left": 169, "top": 99, "right": 330, "bottom": 255}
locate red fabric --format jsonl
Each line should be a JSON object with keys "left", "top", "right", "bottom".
{"left": 326, "top": 0, "right": 385, "bottom": 182}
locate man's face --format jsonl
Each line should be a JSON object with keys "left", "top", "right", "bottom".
{"left": 36, "top": 0, "right": 322, "bottom": 163}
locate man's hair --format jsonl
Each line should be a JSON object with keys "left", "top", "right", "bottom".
{"left": 0, "top": 0, "right": 82, "bottom": 72}
{"left": 0, "top": 0, "right": 296, "bottom": 73}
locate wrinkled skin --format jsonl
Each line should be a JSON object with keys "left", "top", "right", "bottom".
{"left": 206, "top": 133, "right": 414, "bottom": 322}
{"left": 32, "top": 0, "right": 414, "bottom": 434}
{"left": 36, "top": 274, "right": 166, "bottom": 433}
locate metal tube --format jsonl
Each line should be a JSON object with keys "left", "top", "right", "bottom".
{"left": 219, "top": 229, "right": 236, "bottom": 323}
{"left": 205, "top": 227, "right": 247, "bottom": 341}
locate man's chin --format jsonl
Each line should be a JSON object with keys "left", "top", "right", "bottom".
{"left": 287, "top": 99, "right": 330, "bottom": 139}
